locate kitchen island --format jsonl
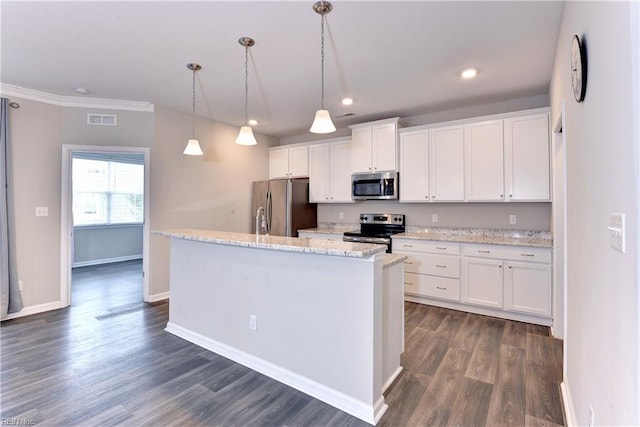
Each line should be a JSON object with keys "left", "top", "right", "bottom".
{"left": 154, "top": 229, "right": 405, "bottom": 425}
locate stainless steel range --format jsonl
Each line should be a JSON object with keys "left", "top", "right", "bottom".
{"left": 343, "top": 213, "right": 406, "bottom": 253}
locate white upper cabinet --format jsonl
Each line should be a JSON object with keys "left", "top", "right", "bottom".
{"left": 308, "top": 138, "right": 353, "bottom": 203}
{"left": 464, "top": 120, "right": 505, "bottom": 201}
{"left": 399, "top": 130, "right": 429, "bottom": 201}
{"left": 269, "top": 145, "right": 309, "bottom": 179}
{"left": 504, "top": 113, "right": 550, "bottom": 201}
{"left": 350, "top": 117, "right": 399, "bottom": 173}
{"left": 430, "top": 125, "right": 465, "bottom": 201}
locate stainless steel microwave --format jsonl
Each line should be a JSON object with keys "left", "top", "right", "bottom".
{"left": 351, "top": 171, "right": 399, "bottom": 200}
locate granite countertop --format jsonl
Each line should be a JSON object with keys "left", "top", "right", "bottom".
{"left": 298, "top": 224, "right": 359, "bottom": 235}
{"left": 154, "top": 229, "right": 387, "bottom": 258}
{"left": 383, "top": 253, "right": 408, "bottom": 268}
{"left": 394, "top": 227, "right": 552, "bottom": 248}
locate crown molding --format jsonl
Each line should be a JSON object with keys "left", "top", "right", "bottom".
{"left": 0, "top": 83, "right": 154, "bottom": 112}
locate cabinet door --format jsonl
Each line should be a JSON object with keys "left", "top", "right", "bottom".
{"left": 288, "top": 146, "right": 309, "bottom": 178}
{"left": 430, "top": 125, "right": 464, "bottom": 201}
{"left": 352, "top": 127, "right": 373, "bottom": 173}
{"left": 329, "top": 140, "right": 353, "bottom": 202}
{"left": 462, "top": 257, "right": 503, "bottom": 308}
{"left": 504, "top": 113, "right": 550, "bottom": 201}
{"left": 504, "top": 261, "right": 552, "bottom": 316}
{"left": 269, "top": 148, "right": 290, "bottom": 179}
{"left": 308, "top": 144, "right": 330, "bottom": 203}
{"left": 374, "top": 123, "right": 397, "bottom": 171}
{"left": 399, "top": 130, "right": 429, "bottom": 202}
{"left": 464, "top": 120, "right": 504, "bottom": 201}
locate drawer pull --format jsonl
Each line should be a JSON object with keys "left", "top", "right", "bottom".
{"left": 435, "top": 264, "right": 447, "bottom": 268}
{"left": 436, "top": 286, "right": 447, "bottom": 290}
{"left": 405, "top": 261, "right": 413, "bottom": 265}
{"left": 435, "top": 247, "right": 447, "bottom": 250}
{"left": 478, "top": 250, "right": 490, "bottom": 254}
{"left": 520, "top": 253, "right": 535, "bottom": 257}
{"left": 403, "top": 244, "right": 413, "bottom": 248}
{"left": 404, "top": 282, "right": 412, "bottom": 285}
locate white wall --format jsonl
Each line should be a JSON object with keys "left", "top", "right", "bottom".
{"left": 549, "top": 2, "right": 639, "bottom": 425}
{"left": 73, "top": 225, "right": 143, "bottom": 266}
{"left": 6, "top": 97, "right": 277, "bottom": 311}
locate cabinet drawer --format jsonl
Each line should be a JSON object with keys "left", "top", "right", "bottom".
{"left": 394, "top": 239, "right": 460, "bottom": 255}
{"left": 404, "top": 253, "right": 459, "bottom": 278}
{"left": 404, "top": 273, "right": 460, "bottom": 301}
{"left": 462, "top": 244, "right": 551, "bottom": 263}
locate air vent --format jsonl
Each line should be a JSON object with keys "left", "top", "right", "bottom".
{"left": 87, "top": 113, "right": 117, "bottom": 126}
{"left": 335, "top": 112, "right": 355, "bottom": 119}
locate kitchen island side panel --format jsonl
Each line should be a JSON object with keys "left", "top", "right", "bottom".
{"left": 166, "top": 237, "right": 385, "bottom": 423}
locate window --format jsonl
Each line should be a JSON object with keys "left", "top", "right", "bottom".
{"left": 72, "top": 156, "right": 144, "bottom": 226}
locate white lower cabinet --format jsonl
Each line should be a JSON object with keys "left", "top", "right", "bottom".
{"left": 395, "top": 238, "right": 553, "bottom": 325}
{"left": 393, "top": 239, "right": 461, "bottom": 303}
{"left": 461, "top": 257, "right": 503, "bottom": 309}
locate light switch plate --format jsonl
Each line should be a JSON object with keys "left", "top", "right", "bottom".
{"left": 432, "top": 214, "right": 438, "bottom": 223}
{"left": 509, "top": 214, "right": 517, "bottom": 225}
{"left": 35, "top": 206, "right": 48, "bottom": 217}
{"left": 608, "top": 213, "right": 626, "bottom": 253}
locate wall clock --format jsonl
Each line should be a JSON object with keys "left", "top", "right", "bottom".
{"left": 571, "top": 34, "right": 587, "bottom": 102}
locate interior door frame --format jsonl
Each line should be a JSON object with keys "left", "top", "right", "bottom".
{"left": 60, "top": 144, "right": 151, "bottom": 306}
{"left": 552, "top": 100, "right": 567, "bottom": 351}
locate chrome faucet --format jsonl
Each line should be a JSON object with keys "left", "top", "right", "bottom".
{"left": 255, "top": 206, "right": 266, "bottom": 235}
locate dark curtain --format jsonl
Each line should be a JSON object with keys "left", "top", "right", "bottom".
{"left": 1, "top": 97, "right": 23, "bottom": 318}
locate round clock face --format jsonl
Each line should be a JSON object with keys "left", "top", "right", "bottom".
{"left": 571, "top": 35, "right": 587, "bottom": 102}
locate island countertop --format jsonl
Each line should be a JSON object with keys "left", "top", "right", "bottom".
{"left": 154, "top": 229, "right": 387, "bottom": 258}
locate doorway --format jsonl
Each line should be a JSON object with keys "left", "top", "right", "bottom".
{"left": 60, "top": 145, "right": 150, "bottom": 307}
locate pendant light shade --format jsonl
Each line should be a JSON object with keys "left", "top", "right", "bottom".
{"left": 184, "top": 63, "right": 203, "bottom": 156}
{"left": 235, "top": 126, "right": 257, "bottom": 145}
{"left": 310, "top": 109, "right": 336, "bottom": 133}
{"left": 310, "top": 1, "right": 336, "bottom": 134}
{"left": 184, "top": 138, "right": 204, "bottom": 156}
{"left": 235, "top": 37, "right": 257, "bottom": 146}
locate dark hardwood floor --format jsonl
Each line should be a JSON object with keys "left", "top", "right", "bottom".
{"left": 1, "top": 261, "right": 564, "bottom": 426}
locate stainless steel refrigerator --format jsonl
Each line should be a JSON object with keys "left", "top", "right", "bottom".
{"left": 251, "top": 178, "right": 317, "bottom": 237}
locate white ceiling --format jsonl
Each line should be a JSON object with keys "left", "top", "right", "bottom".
{"left": 1, "top": 1, "right": 564, "bottom": 138}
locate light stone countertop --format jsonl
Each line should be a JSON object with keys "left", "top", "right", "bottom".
{"left": 154, "top": 229, "right": 387, "bottom": 258}
{"left": 299, "top": 224, "right": 552, "bottom": 248}
{"left": 383, "top": 253, "right": 407, "bottom": 268}
{"left": 395, "top": 227, "right": 552, "bottom": 248}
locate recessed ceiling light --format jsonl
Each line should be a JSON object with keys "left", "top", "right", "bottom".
{"left": 461, "top": 68, "right": 478, "bottom": 79}
{"left": 341, "top": 97, "right": 354, "bottom": 106}
{"left": 74, "top": 87, "right": 90, "bottom": 95}
{"left": 248, "top": 119, "right": 258, "bottom": 126}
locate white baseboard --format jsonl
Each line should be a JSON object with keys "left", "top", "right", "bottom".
{"left": 382, "top": 366, "right": 403, "bottom": 393}
{"left": 1, "top": 300, "right": 67, "bottom": 321}
{"left": 165, "top": 322, "right": 384, "bottom": 425}
{"left": 73, "top": 254, "right": 142, "bottom": 268}
{"left": 147, "top": 291, "right": 169, "bottom": 302}
{"left": 561, "top": 381, "right": 577, "bottom": 426}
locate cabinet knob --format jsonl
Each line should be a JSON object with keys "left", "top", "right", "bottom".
{"left": 509, "top": 194, "right": 513, "bottom": 198}
{"left": 500, "top": 194, "right": 504, "bottom": 198}
{"left": 508, "top": 266, "right": 512, "bottom": 269}
{"left": 498, "top": 265, "right": 503, "bottom": 269}
{"left": 432, "top": 195, "right": 435, "bottom": 199}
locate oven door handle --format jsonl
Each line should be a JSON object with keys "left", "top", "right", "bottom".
{"left": 343, "top": 236, "right": 390, "bottom": 245}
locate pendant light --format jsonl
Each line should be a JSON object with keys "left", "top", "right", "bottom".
{"left": 310, "top": 1, "right": 336, "bottom": 134}
{"left": 235, "top": 37, "right": 258, "bottom": 146}
{"left": 183, "top": 63, "right": 204, "bottom": 156}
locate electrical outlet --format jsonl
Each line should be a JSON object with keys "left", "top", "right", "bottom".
{"left": 509, "top": 214, "right": 517, "bottom": 225}
{"left": 18, "top": 280, "right": 23, "bottom": 291}
{"left": 608, "top": 213, "right": 626, "bottom": 253}
{"left": 339, "top": 212, "right": 344, "bottom": 220}
{"left": 249, "top": 314, "right": 257, "bottom": 331}
{"left": 589, "top": 405, "right": 595, "bottom": 427}
{"left": 432, "top": 214, "right": 438, "bottom": 223}
{"left": 35, "top": 206, "right": 48, "bottom": 217}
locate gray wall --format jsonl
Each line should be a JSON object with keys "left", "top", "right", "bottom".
{"left": 318, "top": 202, "right": 551, "bottom": 231}
{"left": 549, "top": 1, "right": 639, "bottom": 425}
{"left": 73, "top": 225, "right": 143, "bottom": 267}
{"left": 7, "top": 98, "right": 278, "bottom": 308}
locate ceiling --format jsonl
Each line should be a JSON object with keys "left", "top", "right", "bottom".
{"left": 1, "top": 1, "right": 565, "bottom": 138}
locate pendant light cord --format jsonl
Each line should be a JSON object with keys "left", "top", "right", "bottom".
{"left": 320, "top": 13, "right": 325, "bottom": 110}
{"left": 191, "top": 68, "right": 196, "bottom": 138}
{"left": 244, "top": 45, "right": 249, "bottom": 126}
